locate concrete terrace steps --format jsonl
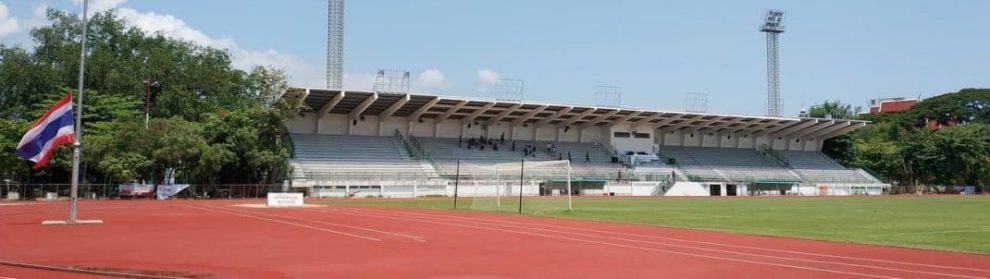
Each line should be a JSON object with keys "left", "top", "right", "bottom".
{"left": 416, "top": 137, "right": 626, "bottom": 179}
{"left": 659, "top": 146, "right": 802, "bottom": 182}
{"left": 289, "top": 133, "right": 432, "bottom": 181}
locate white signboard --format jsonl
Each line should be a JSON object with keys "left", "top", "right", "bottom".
{"left": 157, "top": 184, "right": 190, "bottom": 200}
{"left": 267, "top": 192, "right": 304, "bottom": 207}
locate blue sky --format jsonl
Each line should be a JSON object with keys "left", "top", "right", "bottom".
{"left": 0, "top": 0, "right": 987, "bottom": 117}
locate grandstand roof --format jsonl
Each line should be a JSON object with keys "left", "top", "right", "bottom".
{"left": 296, "top": 88, "right": 868, "bottom": 139}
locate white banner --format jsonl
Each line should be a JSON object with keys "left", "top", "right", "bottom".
{"left": 156, "top": 184, "right": 190, "bottom": 200}
{"left": 119, "top": 184, "right": 154, "bottom": 197}
{"left": 267, "top": 192, "right": 304, "bottom": 206}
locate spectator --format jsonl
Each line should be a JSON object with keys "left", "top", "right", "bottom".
{"left": 567, "top": 151, "right": 572, "bottom": 162}
{"left": 585, "top": 152, "right": 591, "bottom": 163}
{"left": 511, "top": 141, "right": 516, "bottom": 151}
{"left": 500, "top": 132, "right": 505, "bottom": 144}
{"left": 493, "top": 143, "right": 499, "bottom": 151}
{"left": 458, "top": 135, "right": 462, "bottom": 147}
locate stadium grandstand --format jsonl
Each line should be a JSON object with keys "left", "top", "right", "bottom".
{"left": 285, "top": 88, "right": 889, "bottom": 197}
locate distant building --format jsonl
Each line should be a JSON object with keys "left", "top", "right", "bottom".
{"left": 866, "top": 97, "right": 918, "bottom": 114}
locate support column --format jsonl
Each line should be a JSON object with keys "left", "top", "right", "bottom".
{"left": 315, "top": 115, "right": 322, "bottom": 134}
{"left": 346, "top": 118, "right": 353, "bottom": 135}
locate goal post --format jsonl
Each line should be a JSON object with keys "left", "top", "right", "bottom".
{"left": 455, "top": 160, "right": 572, "bottom": 213}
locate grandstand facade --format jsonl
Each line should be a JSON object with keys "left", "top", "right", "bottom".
{"left": 285, "top": 89, "right": 888, "bottom": 197}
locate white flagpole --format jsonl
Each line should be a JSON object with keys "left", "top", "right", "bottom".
{"left": 67, "top": 0, "right": 89, "bottom": 223}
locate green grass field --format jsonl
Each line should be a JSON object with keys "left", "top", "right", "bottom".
{"left": 316, "top": 196, "right": 990, "bottom": 254}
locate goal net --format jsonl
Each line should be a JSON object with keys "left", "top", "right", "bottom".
{"left": 451, "top": 160, "right": 573, "bottom": 213}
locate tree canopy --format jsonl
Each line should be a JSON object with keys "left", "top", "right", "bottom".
{"left": 802, "top": 100, "right": 860, "bottom": 119}
{"left": 0, "top": 8, "right": 305, "bottom": 185}
{"left": 820, "top": 89, "right": 990, "bottom": 190}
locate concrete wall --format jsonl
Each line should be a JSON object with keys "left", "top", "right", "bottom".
{"left": 286, "top": 113, "right": 317, "bottom": 134}
{"left": 664, "top": 182, "right": 708, "bottom": 196}
{"left": 609, "top": 124, "right": 654, "bottom": 153}
{"left": 664, "top": 182, "right": 749, "bottom": 196}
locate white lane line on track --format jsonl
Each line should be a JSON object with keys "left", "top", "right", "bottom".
{"left": 185, "top": 205, "right": 380, "bottom": 242}
{"left": 0, "top": 276, "right": 20, "bottom": 279}
{"left": 301, "top": 208, "right": 898, "bottom": 279}
{"left": 342, "top": 206, "right": 990, "bottom": 275}
{"left": 329, "top": 207, "right": 983, "bottom": 279}
{"left": 0, "top": 204, "right": 176, "bottom": 217}
{"left": 884, "top": 229, "right": 990, "bottom": 236}
{"left": 220, "top": 207, "right": 425, "bottom": 242}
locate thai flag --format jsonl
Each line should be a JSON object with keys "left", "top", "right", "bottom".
{"left": 16, "top": 93, "right": 76, "bottom": 170}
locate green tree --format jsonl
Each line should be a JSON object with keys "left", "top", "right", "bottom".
{"left": 803, "top": 100, "right": 860, "bottom": 119}
{"left": 0, "top": 8, "right": 302, "bottom": 185}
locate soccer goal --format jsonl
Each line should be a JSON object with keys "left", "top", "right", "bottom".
{"left": 451, "top": 160, "right": 572, "bottom": 213}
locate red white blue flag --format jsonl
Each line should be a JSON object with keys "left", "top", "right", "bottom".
{"left": 16, "top": 93, "right": 76, "bottom": 170}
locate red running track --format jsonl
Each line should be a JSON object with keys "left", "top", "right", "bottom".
{"left": 1, "top": 199, "right": 989, "bottom": 278}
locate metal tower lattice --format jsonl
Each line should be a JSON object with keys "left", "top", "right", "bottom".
{"left": 373, "top": 69, "right": 410, "bottom": 94}
{"left": 327, "top": 0, "right": 345, "bottom": 89}
{"left": 595, "top": 85, "right": 621, "bottom": 108}
{"left": 491, "top": 78, "right": 524, "bottom": 102}
{"left": 684, "top": 92, "right": 709, "bottom": 113}
{"left": 760, "top": 9, "right": 785, "bottom": 117}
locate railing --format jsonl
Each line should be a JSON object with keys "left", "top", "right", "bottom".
{"left": 393, "top": 129, "right": 420, "bottom": 158}
{"left": 758, "top": 145, "right": 790, "bottom": 168}
{"left": 856, "top": 168, "right": 887, "bottom": 183}
{"left": 408, "top": 135, "right": 442, "bottom": 172}
{"left": 592, "top": 140, "right": 630, "bottom": 168}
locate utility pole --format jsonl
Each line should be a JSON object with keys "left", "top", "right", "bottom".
{"left": 143, "top": 78, "right": 159, "bottom": 129}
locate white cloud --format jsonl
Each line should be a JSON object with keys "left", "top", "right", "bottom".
{"left": 116, "top": 8, "right": 236, "bottom": 50}
{"left": 71, "top": 0, "right": 128, "bottom": 17}
{"left": 477, "top": 69, "right": 499, "bottom": 85}
{"left": 343, "top": 72, "right": 376, "bottom": 91}
{"left": 10, "top": 1, "right": 322, "bottom": 88}
{"left": 0, "top": 1, "right": 21, "bottom": 37}
{"left": 103, "top": 5, "right": 321, "bottom": 87}
{"left": 413, "top": 68, "right": 448, "bottom": 92}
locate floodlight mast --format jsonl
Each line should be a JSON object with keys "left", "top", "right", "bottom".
{"left": 327, "top": 0, "right": 344, "bottom": 89}
{"left": 760, "top": 10, "right": 785, "bottom": 117}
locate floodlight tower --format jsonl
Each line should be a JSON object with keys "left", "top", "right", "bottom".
{"left": 373, "top": 69, "right": 410, "bottom": 94}
{"left": 492, "top": 78, "right": 524, "bottom": 103}
{"left": 327, "top": 0, "right": 345, "bottom": 89}
{"left": 595, "top": 85, "right": 621, "bottom": 108}
{"left": 760, "top": 10, "right": 785, "bottom": 117}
